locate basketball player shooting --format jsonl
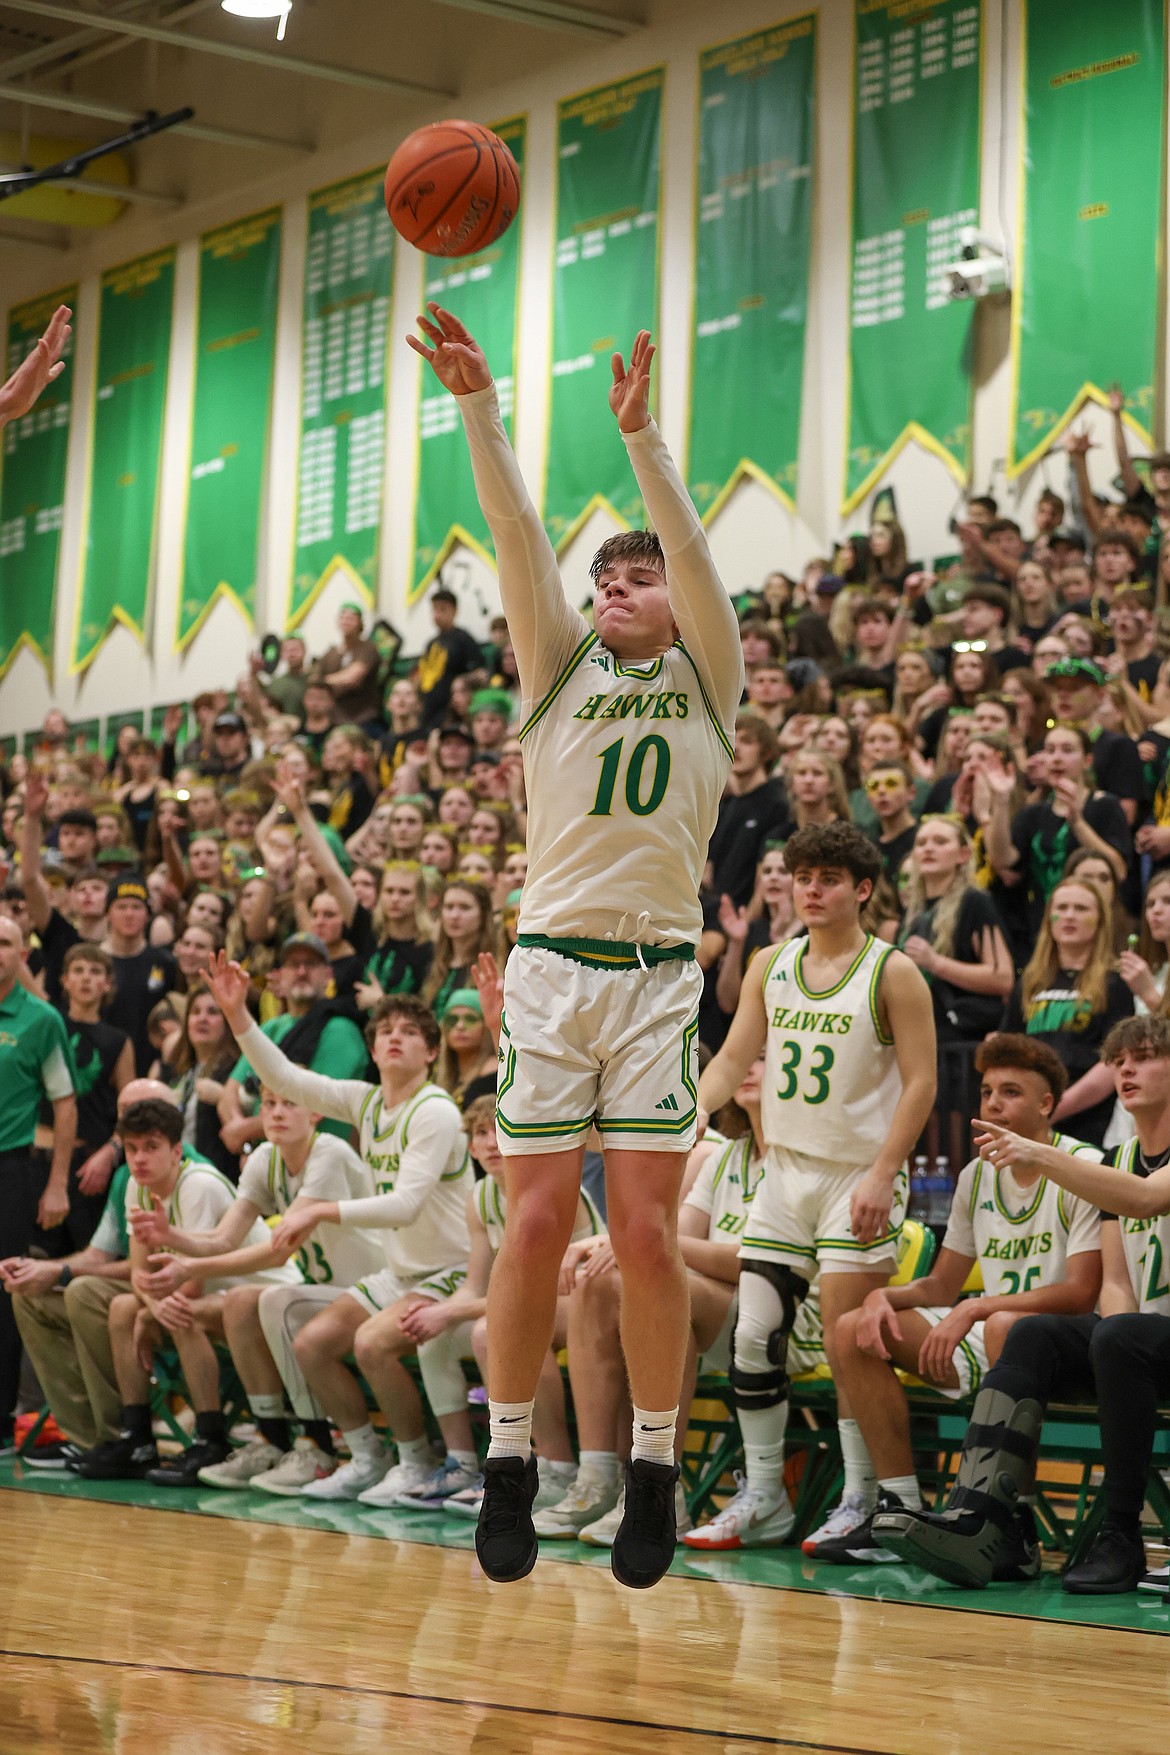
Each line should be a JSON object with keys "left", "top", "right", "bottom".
{"left": 408, "top": 303, "right": 742, "bottom": 1588}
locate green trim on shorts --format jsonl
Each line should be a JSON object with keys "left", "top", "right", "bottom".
{"left": 676, "top": 640, "right": 736, "bottom": 762}
{"left": 956, "top": 1336, "right": 982, "bottom": 1392}
{"left": 517, "top": 934, "right": 695, "bottom": 970}
{"left": 815, "top": 1226, "right": 902, "bottom": 1254}
{"left": 495, "top": 1110, "right": 595, "bottom": 1140}
{"left": 518, "top": 633, "right": 598, "bottom": 742}
{"left": 596, "top": 1014, "right": 698, "bottom": 1136}
{"left": 741, "top": 1235, "right": 818, "bottom": 1259}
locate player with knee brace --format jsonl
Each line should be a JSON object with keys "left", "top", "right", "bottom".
{"left": 687, "top": 822, "right": 935, "bottom": 1549}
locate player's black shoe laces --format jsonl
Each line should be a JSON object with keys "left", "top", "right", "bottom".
{"left": 481, "top": 1466, "right": 530, "bottom": 1536}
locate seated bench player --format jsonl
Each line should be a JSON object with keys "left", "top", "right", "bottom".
{"left": 390, "top": 1095, "right": 602, "bottom": 1515}
{"left": 810, "top": 1034, "right": 1101, "bottom": 1569}
{"left": 75, "top": 1097, "right": 297, "bottom": 1485}
{"left": 129, "top": 1086, "right": 385, "bottom": 1494}
{"left": 205, "top": 956, "right": 475, "bottom": 1506}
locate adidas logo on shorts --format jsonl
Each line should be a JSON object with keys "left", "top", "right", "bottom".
{"left": 655, "top": 1093, "right": 679, "bottom": 1112}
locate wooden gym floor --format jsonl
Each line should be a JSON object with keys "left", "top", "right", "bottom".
{"left": 4, "top": 1468, "right": 1170, "bottom": 1754}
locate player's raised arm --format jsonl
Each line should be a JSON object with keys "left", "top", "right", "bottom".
{"left": 610, "top": 331, "right": 743, "bottom": 729}
{"left": 408, "top": 302, "right": 586, "bottom": 700}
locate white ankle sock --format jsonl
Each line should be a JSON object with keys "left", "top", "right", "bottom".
{"left": 448, "top": 1448, "right": 478, "bottom": 1472}
{"left": 540, "top": 1457, "right": 577, "bottom": 1481}
{"left": 880, "top": 1474, "right": 922, "bottom": 1511}
{"left": 839, "top": 1418, "right": 877, "bottom": 1508}
{"left": 578, "top": 1449, "right": 619, "bottom": 1483}
{"left": 342, "top": 1423, "right": 382, "bottom": 1462}
{"left": 397, "top": 1434, "right": 432, "bottom": 1467}
{"left": 488, "top": 1398, "right": 534, "bottom": 1459}
{"left": 631, "top": 1406, "right": 677, "bottom": 1467}
{"left": 743, "top": 1439, "right": 787, "bottom": 1499}
{"left": 251, "top": 1394, "right": 285, "bottom": 1421}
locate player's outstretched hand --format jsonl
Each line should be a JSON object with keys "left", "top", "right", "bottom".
{"left": 205, "top": 951, "right": 252, "bottom": 1036}
{"left": 971, "top": 1118, "right": 1044, "bottom": 1175}
{"left": 609, "top": 329, "right": 654, "bottom": 434}
{"left": 407, "top": 303, "right": 492, "bottom": 396}
{"left": 0, "top": 304, "right": 71, "bottom": 429}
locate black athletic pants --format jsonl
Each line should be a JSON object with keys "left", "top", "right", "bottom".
{"left": 0, "top": 1150, "right": 46, "bottom": 1433}
{"left": 987, "top": 1311, "right": 1170, "bottom": 1534}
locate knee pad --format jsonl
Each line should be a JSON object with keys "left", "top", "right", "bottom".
{"left": 731, "top": 1261, "right": 810, "bottom": 1408}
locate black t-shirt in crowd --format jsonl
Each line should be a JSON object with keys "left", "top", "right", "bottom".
{"left": 1010, "top": 795, "right": 1133, "bottom": 931}
{"left": 105, "top": 945, "right": 179, "bottom": 1075}
{"left": 1092, "top": 729, "right": 1144, "bottom": 810}
{"left": 1126, "top": 653, "right": 1162, "bottom": 701}
{"left": 875, "top": 822, "right": 918, "bottom": 885}
{"left": 417, "top": 626, "right": 485, "bottom": 730}
{"left": 707, "top": 777, "right": 791, "bottom": 908}
{"left": 60, "top": 1016, "right": 128, "bottom": 1150}
{"left": 901, "top": 886, "right": 1007, "bottom": 1043}
{"left": 365, "top": 935, "right": 434, "bottom": 998}
{"left": 1003, "top": 971, "right": 1134, "bottom": 1147}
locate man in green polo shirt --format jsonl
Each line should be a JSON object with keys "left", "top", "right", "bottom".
{"left": 0, "top": 1078, "right": 177, "bottom": 1466}
{"left": 218, "top": 932, "right": 370, "bottom": 1152}
{"left": 0, "top": 913, "right": 77, "bottom": 1451}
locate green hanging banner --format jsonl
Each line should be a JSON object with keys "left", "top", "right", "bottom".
{"left": 72, "top": 247, "right": 175, "bottom": 674}
{"left": 0, "top": 283, "right": 76, "bottom": 681}
{"left": 178, "top": 207, "right": 282, "bottom": 650}
{"left": 544, "top": 68, "right": 663, "bottom": 552}
{"left": 410, "top": 116, "right": 526, "bottom": 606}
{"left": 1009, "top": 0, "right": 1166, "bottom": 477}
{"left": 289, "top": 168, "right": 394, "bottom": 628}
{"left": 844, "top": 0, "right": 981, "bottom": 515}
{"left": 688, "top": 16, "right": 816, "bottom": 522}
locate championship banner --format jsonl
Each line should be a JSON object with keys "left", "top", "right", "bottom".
{"left": 844, "top": 0, "right": 981, "bottom": 514}
{"left": 0, "top": 283, "right": 76, "bottom": 681}
{"left": 688, "top": 17, "right": 816, "bottom": 522}
{"left": 544, "top": 68, "right": 663, "bottom": 551}
{"left": 289, "top": 168, "right": 395, "bottom": 627}
{"left": 178, "top": 208, "right": 282, "bottom": 649}
{"left": 72, "top": 247, "right": 175, "bottom": 673}
{"left": 410, "top": 116, "right": 526, "bottom": 605}
{"left": 1009, "top": 0, "right": 1166, "bottom": 476}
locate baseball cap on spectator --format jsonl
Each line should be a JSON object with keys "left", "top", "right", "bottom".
{"left": 470, "top": 688, "right": 514, "bottom": 721}
{"left": 278, "top": 931, "right": 331, "bottom": 965}
{"left": 107, "top": 874, "right": 149, "bottom": 909}
{"left": 1046, "top": 657, "right": 1105, "bottom": 688}
{"left": 97, "top": 846, "right": 140, "bottom": 871}
{"left": 469, "top": 750, "right": 501, "bottom": 767}
{"left": 785, "top": 659, "right": 823, "bottom": 692}
{"left": 814, "top": 573, "right": 845, "bottom": 596}
{"left": 213, "top": 712, "right": 247, "bottom": 735}
{"left": 1050, "top": 529, "right": 1087, "bottom": 551}
{"left": 438, "top": 723, "right": 476, "bottom": 747}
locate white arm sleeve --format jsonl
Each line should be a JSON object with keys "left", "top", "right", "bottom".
{"left": 234, "top": 1022, "right": 372, "bottom": 1128}
{"left": 622, "top": 419, "right": 744, "bottom": 728}
{"left": 336, "top": 1101, "right": 463, "bottom": 1229}
{"left": 457, "top": 384, "right": 589, "bottom": 703}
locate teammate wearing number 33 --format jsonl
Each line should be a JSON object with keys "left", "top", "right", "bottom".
{"left": 688, "top": 822, "right": 935, "bottom": 1552}
{"left": 408, "top": 304, "right": 743, "bottom": 1589}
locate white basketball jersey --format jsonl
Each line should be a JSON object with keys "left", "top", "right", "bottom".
{"left": 516, "top": 634, "right": 733, "bottom": 947}
{"left": 1111, "top": 1138, "right": 1170, "bottom": 1314}
{"left": 474, "top": 1174, "right": 603, "bottom": 1256}
{"left": 684, "top": 1134, "right": 765, "bottom": 1240}
{"left": 238, "top": 1134, "right": 385, "bottom": 1290}
{"left": 760, "top": 934, "right": 902, "bottom": 1166}
{"left": 358, "top": 1084, "right": 472, "bottom": 1280}
{"left": 946, "top": 1138, "right": 1102, "bottom": 1297}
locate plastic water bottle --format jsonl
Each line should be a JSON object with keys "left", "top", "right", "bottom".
{"left": 929, "top": 1155, "right": 952, "bottom": 1227}
{"left": 909, "top": 1154, "right": 930, "bottom": 1221}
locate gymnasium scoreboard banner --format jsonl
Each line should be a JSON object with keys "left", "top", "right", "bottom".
{"left": 73, "top": 247, "right": 175, "bottom": 674}
{"left": 0, "top": 283, "right": 76, "bottom": 681}
{"left": 544, "top": 68, "right": 663, "bottom": 551}
{"left": 289, "top": 168, "right": 394, "bottom": 627}
{"left": 843, "top": 0, "right": 982, "bottom": 515}
{"left": 1008, "top": 0, "right": 1166, "bottom": 477}
{"left": 688, "top": 16, "right": 816, "bottom": 522}
{"left": 410, "top": 116, "right": 526, "bottom": 605}
{"left": 178, "top": 208, "right": 282, "bottom": 650}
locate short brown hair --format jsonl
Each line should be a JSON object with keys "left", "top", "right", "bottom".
{"left": 734, "top": 712, "right": 780, "bottom": 770}
{"left": 852, "top": 597, "right": 894, "bottom": 625}
{"left": 783, "top": 821, "right": 882, "bottom": 887}
{"left": 1103, "top": 1015, "right": 1170, "bottom": 1065}
{"left": 62, "top": 942, "right": 114, "bottom": 979}
{"left": 589, "top": 530, "right": 664, "bottom": 582}
{"left": 975, "top": 1033, "right": 1068, "bottom": 1103}
{"left": 366, "top": 993, "right": 441, "bottom": 1054}
{"left": 463, "top": 1094, "right": 497, "bottom": 1140}
{"left": 964, "top": 584, "right": 1012, "bottom": 620}
{"left": 120, "top": 1098, "right": 183, "bottom": 1144}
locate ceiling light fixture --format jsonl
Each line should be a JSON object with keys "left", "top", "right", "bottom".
{"left": 221, "top": 0, "right": 291, "bottom": 41}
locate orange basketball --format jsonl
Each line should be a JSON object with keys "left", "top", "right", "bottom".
{"left": 384, "top": 120, "right": 520, "bottom": 258}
